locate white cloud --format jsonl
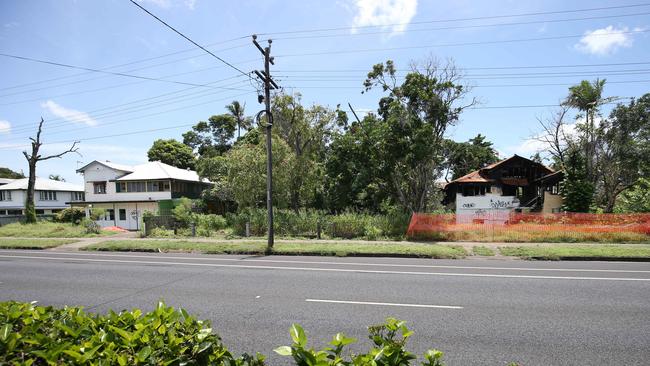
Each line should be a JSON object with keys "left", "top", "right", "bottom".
{"left": 0, "top": 120, "right": 10, "bottom": 134}
{"left": 350, "top": 0, "right": 417, "bottom": 36}
{"left": 575, "top": 25, "right": 639, "bottom": 55}
{"left": 40, "top": 100, "right": 98, "bottom": 127}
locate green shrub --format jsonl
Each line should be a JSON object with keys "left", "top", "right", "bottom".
{"left": 0, "top": 301, "right": 264, "bottom": 365}
{"left": 81, "top": 218, "right": 101, "bottom": 234}
{"left": 172, "top": 197, "right": 195, "bottom": 227}
{"left": 275, "top": 318, "right": 446, "bottom": 366}
{"left": 55, "top": 208, "right": 85, "bottom": 224}
{"left": 196, "top": 214, "right": 227, "bottom": 233}
{"left": 89, "top": 208, "right": 106, "bottom": 221}
{"left": 326, "top": 212, "right": 370, "bottom": 239}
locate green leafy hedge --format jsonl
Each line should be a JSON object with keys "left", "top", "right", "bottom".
{"left": 1, "top": 301, "right": 519, "bottom": 366}
{"left": 0, "top": 301, "right": 264, "bottom": 365}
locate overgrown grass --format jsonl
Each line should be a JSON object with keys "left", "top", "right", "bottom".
{"left": 0, "top": 238, "right": 76, "bottom": 249}
{"left": 0, "top": 222, "right": 116, "bottom": 238}
{"left": 412, "top": 228, "right": 650, "bottom": 243}
{"left": 472, "top": 246, "right": 495, "bottom": 256}
{"left": 85, "top": 239, "right": 467, "bottom": 259}
{"left": 499, "top": 244, "right": 650, "bottom": 260}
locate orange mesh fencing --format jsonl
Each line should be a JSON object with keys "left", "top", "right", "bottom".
{"left": 406, "top": 212, "right": 650, "bottom": 242}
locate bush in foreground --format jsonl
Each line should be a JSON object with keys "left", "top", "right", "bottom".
{"left": 0, "top": 301, "right": 519, "bottom": 366}
{"left": 0, "top": 301, "right": 265, "bottom": 365}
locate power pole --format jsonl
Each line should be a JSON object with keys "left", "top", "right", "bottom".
{"left": 252, "top": 35, "right": 279, "bottom": 251}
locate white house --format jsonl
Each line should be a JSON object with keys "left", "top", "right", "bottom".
{"left": 72, "top": 160, "right": 212, "bottom": 230}
{"left": 0, "top": 178, "right": 84, "bottom": 216}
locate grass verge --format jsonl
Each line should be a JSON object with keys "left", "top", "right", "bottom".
{"left": 0, "top": 222, "right": 116, "bottom": 238}
{"left": 499, "top": 244, "right": 650, "bottom": 261}
{"left": 472, "top": 246, "right": 495, "bottom": 256}
{"left": 0, "top": 238, "right": 77, "bottom": 249}
{"left": 84, "top": 240, "right": 466, "bottom": 259}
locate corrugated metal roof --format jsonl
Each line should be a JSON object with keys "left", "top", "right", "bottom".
{"left": 0, "top": 178, "right": 83, "bottom": 192}
{"left": 0, "top": 178, "right": 16, "bottom": 185}
{"left": 115, "top": 161, "right": 210, "bottom": 183}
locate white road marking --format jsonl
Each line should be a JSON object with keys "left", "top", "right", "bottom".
{"left": 306, "top": 299, "right": 463, "bottom": 309}
{"left": 1, "top": 249, "right": 648, "bottom": 273}
{"left": 1, "top": 253, "right": 650, "bottom": 282}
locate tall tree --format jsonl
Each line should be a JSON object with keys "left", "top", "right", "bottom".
{"left": 532, "top": 106, "right": 572, "bottom": 169}
{"left": 225, "top": 101, "right": 252, "bottom": 140}
{"left": 0, "top": 167, "right": 24, "bottom": 179}
{"left": 23, "top": 118, "right": 79, "bottom": 223}
{"left": 182, "top": 114, "right": 237, "bottom": 157}
{"left": 595, "top": 94, "right": 650, "bottom": 212}
{"left": 562, "top": 79, "right": 616, "bottom": 180}
{"left": 560, "top": 147, "right": 594, "bottom": 212}
{"left": 442, "top": 134, "right": 499, "bottom": 181}
{"left": 147, "top": 139, "right": 197, "bottom": 170}
{"left": 363, "top": 59, "right": 476, "bottom": 212}
{"left": 272, "top": 93, "right": 337, "bottom": 212}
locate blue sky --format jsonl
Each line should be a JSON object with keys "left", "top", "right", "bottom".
{"left": 0, "top": 0, "right": 649, "bottom": 184}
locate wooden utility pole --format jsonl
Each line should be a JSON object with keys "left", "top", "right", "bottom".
{"left": 252, "top": 35, "right": 279, "bottom": 251}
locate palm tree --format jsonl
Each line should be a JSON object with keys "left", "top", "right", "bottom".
{"left": 225, "top": 101, "right": 252, "bottom": 140}
{"left": 562, "top": 79, "right": 616, "bottom": 180}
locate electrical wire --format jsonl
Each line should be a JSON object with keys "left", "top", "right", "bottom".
{"left": 128, "top": 0, "right": 252, "bottom": 81}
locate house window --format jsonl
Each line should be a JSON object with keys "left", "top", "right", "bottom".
{"left": 94, "top": 182, "right": 106, "bottom": 194}
{"left": 35, "top": 209, "right": 45, "bottom": 215}
{"left": 127, "top": 181, "right": 146, "bottom": 192}
{"left": 0, "top": 191, "right": 11, "bottom": 201}
{"left": 106, "top": 209, "right": 115, "bottom": 221}
{"left": 462, "top": 185, "right": 488, "bottom": 196}
{"left": 551, "top": 184, "right": 559, "bottom": 195}
{"left": 7, "top": 209, "right": 22, "bottom": 215}
{"left": 119, "top": 209, "right": 126, "bottom": 220}
{"left": 39, "top": 191, "right": 57, "bottom": 201}
{"left": 72, "top": 192, "right": 84, "bottom": 201}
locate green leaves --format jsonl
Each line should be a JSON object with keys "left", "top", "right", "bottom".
{"left": 0, "top": 300, "right": 264, "bottom": 366}
{"left": 276, "top": 319, "right": 446, "bottom": 366}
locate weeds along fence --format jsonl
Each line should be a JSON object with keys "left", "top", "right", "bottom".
{"left": 0, "top": 215, "right": 55, "bottom": 227}
{"left": 406, "top": 212, "right": 650, "bottom": 243}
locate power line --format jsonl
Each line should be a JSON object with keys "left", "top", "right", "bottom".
{"left": 0, "top": 40, "right": 250, "bottom": 92}
{"left": 266, "top": 11, "right": 650, "bottom": 42}
{"left": 0, "top": 59, "right": 259, "bottom": 105}
{"left": 275, "top": 29, "right": 650, "bottom": 58}
{"left": 6, "top": 79, "right": 251, "bottom": 135}
{"left": 0, "top": 91, "right": 256, "bottom": 148}
{"left": 275, "top": 61, "right": 650, "bottom": 73}
{"left": 128, "top": 0, "right": 252, "bottom": 80}
{"left": 256, "top": 3, "right": 650, "bottom": 36}
{"left": 0, "top": 52, "right": 248, "bottom": 93}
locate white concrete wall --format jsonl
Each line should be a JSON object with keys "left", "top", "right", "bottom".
{"left": 82, "top": 162, "right": 172, "bottom": 202}
{"left": 455, "top": 193, "right": 520, "bottom": 224}
{"left": 87, "top": 202, "right": 158, "bottom": 230}
{"left": 0, "top": 190, "right": 74, "bottom": 211}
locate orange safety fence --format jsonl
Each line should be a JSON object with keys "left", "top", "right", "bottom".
{"left": 406, "top": 212, "right": 650, "bottom": 242}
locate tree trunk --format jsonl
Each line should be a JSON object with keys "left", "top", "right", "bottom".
{"left": 25, "top": 158, "right": 37, "bottom": 223}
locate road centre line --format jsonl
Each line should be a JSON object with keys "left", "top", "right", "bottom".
{"left": 2, "top": 254, "right": 650, "bottom": 282}
{"left": 305, "top": 299, "right": 463, "bottom": 309}
{"left": 2, "top": 249, "right": 649, "bottom": 274}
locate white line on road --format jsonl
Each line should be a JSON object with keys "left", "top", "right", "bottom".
{"left": 306, "top": 299, "right": 463, "bottom": 309}
{"left": 2, "top": 250, "right": 649, "bottom": 273}
{"left": 2, "top": 253, "right": 650, "bottom": 281}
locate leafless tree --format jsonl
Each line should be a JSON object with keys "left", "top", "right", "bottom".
{"left": 531, "top": 106, "right": 572, "bottom": 169}
{"left": 23, "top": 118, "right": 79, "bottom": 223}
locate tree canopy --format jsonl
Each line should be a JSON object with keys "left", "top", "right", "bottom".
{"left": 147, "top": 139, "right": 196, "bottom": 170}
{"left": 0, "top": 167, "right": 24, "bottom": 179}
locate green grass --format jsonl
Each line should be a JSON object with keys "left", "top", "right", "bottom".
{"left": 498, "top": 244, "right": 650, "bottom": 260}
{"left": 0, "top": 238, "right": 77, "bottom": 249}
{"left": 472, "top": 246, "right": 495, "bottom": 256}
{"left": 85, "top": 240, "right": 467, "bottom": 259}
{"left": 0, "top": 222, "right": 116, "bottom": 238}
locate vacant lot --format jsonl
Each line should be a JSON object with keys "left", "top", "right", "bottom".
{"left": 0, "top": 238, "right": 76, "bottom": 249}
{"left": 0, "top": 222, "right": 116, "bottom": 238}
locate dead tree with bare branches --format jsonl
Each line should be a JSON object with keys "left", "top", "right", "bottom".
{"left": 23, "top": 118, "right": 79, "bottom": 223}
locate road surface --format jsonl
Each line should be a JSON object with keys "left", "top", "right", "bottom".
{"left": 1, "top": 249, "right": 649, "bottom": 365}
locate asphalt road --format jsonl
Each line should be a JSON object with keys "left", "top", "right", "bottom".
{"left": 1, "top": 249, "right": 649, "bottom": 365}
